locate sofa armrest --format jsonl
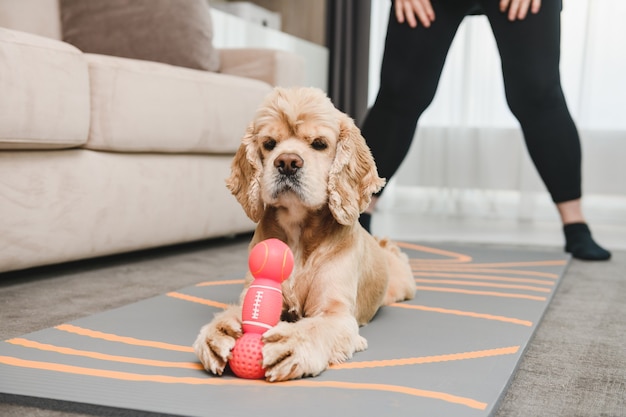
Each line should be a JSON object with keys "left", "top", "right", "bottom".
{"left": 218, "top": 48, "right": 305, "bottom": 87}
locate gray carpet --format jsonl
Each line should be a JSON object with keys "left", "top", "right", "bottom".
{"left": 0, "top": 234, "right": 624, "bottom": 417}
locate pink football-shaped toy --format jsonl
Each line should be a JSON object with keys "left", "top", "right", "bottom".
{"left": 248, "top": 238, "right": 294, "bottom": 282}
{"left": 242, "top": 278, "right": 283, "bottom": 334}
{"left": 230, "top": 239, "right": 294, "bottom": 379}
{"left": 229, "top": 333, "right": 265, "bottom": 379}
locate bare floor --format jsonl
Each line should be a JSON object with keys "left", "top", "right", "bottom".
{"left": 373, "top": 189, "right": 626, "bottom": 251}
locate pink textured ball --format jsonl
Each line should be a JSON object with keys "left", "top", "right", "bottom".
{"left": 248, "top": 238, "right": 294, "bottom": 282}
{"left": 229, "top": 333, "right": 265, "bottom": 379}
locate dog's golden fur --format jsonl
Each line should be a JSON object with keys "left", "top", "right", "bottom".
{"left": 193, "top": 87, "right": 416, "bottom": 381}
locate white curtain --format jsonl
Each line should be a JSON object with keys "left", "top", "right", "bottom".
{"left": 368, "top": 0, "right": 626, "bottom": 216}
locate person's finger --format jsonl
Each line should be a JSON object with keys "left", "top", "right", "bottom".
{"left": 405, "top": 5, "right": 419, "bottom": 28}
{"left": 501, "top": 0, "right": 539, "bottom": 21}
{"left": 531, "top": 0, "right": 542, "bottom": 14}
{"left": 395, "top": 0, "right": 417, "bottom": 28}
{"left": 508, "top": 0, "right": 523, "bottom": 21}
{"left": 499, "top": 0, "right": 511, "bottom": 14}
{"left": 414, "top": 0, "right": 435, "bottom": 26}
{"left": 395, "top": 0, "right": 434, "bottom": 28}
{"left": 395, "top": 0, "right": 407, "bottom": 24}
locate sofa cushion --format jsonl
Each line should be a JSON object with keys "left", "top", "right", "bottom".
{"left": 219, "top": 48, "right": 305, "bottom": 88}
{"left": 84, "top": 53, "right": 271, "bottom": 154}
{"left": 0, "top": 149, "right": 254, "bottom": 273}
{"left": 0, "top": 28, "right": 90, "bottom": 149}
{"left": 60, "top": 0, "right": 220, "bottom": 72}
{"left": 0, "top": 0, "right": 62, "bottom": 40}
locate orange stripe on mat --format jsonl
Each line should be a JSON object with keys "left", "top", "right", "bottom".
{"left": 416, "top": 286, "right": 547, "bottom": 301}
{"left": 413, "top": 272, "right": 555, "bottom": 286}
{"left": 409, "top": 258, "right": 565, "bottom": 272}
{"left": 331, "top": 346, "right": 519, "bottom": 370}
{"left": 445, "top": 260, "right": 567, "bottom": 268}
{"left": 397, "top": 242, "right": 473, "bottom": 263}
{"left": 411, "top": 267, "right": 560, "bottom": 279}
{"left": 167, "top": 292, "right": 229, "bottom": 309}
{"left": 55, "top": 324, "right": 194, "bottom": 353}
{"left": 6, "top": 338, "right": 201, "bottom": 369}
{"left": 194, "top": 279, "right": 245, "bottom": 287}
{"left": 391, "top": 304, "right": 533, "bottom": 326}
{"left": 0, "top": 356, "right": 487, "bottom": 410}
{"left": 414, "top": 279, "right": 552, "bottom": 293}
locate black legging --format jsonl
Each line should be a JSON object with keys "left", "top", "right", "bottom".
{"left": 361, "top": 0, "right": 581, "bottom": 203}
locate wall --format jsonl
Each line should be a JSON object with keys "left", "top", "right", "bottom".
{"left": 211, "top": 0, "right": 327, "bottom": 46}
{"left": 210, "top": 8, "right": 329, "bottom": 91}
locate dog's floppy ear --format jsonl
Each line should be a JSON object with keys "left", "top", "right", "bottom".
{"left": 226, "top": 124, "right": 264, "bottom": 222}
{"left": 328, "top": 113, "right": 385, "bottom": 225}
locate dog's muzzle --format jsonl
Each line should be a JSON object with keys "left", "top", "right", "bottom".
{"left": 272, "top": 153, "right": 304, "bottom": 198}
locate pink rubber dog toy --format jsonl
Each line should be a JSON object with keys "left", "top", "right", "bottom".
{"left": 229, "top": 238, "right": 294, "bottom": 379}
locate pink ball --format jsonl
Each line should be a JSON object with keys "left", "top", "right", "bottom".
{"left": 248, "top": 238, "right": 294, "bottom": 282}
{"left": 242, "top": 278, "right": 283, "bottom": 334}
{"left": 229, "top": 333, "right": 265, "bottom": 379}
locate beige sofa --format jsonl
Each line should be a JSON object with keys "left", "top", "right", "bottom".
{"left": 0, "top": 0, "right": 305, "bottom": 273}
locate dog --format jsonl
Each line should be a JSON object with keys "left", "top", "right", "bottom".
{"left": 193, "top": 86, "right": 416, "bottom": 382}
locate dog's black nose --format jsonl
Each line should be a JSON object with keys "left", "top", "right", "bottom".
{"left": 274, "top": 153, "right": 303, "bottom": 176}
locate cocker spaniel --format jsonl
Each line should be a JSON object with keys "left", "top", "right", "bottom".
{"left": 193, "top": 87, "right": 416, "bottom": 381}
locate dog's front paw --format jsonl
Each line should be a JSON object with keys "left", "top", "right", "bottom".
{"left": 261, "top": 322, "right": 328, "bottom": 382}
{"left": 193, "top": 310, "right": 242, "bottom": 375}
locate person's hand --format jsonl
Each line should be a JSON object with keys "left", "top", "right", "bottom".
{"left": 394, "top": 0, "right": 435, "bottom": 28}
{"left": 500, "top": 0, "right": 542, "bottom": 21}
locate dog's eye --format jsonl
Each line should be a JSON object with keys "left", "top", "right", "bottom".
{"left": 311, "top": 138, "right": 327, "bottom": 151}
{"left": 263, "top": 138, "right": 277, "bottom": 151}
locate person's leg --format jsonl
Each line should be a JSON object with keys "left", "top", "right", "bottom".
{"left": 483, "top": 0, "right": 610, "bottom": 260}
{"left": 557, "top": 199, "right": 610, "bottom": 260}
{"left": 360, "top": 1, "right": 470, "bottom": 231}
{"left": 556, "top": 199, "right": 585, "bottom": 224}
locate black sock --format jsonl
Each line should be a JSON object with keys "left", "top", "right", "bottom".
{"left": 563, "top": 223, "right": 611, "bottom": 261}
{"left": 359, "top": 213, "right": 371, "bottom": 233}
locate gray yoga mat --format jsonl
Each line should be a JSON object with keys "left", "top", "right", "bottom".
{"left": 0, "top": 242, "right": 570, "bottom": 417}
